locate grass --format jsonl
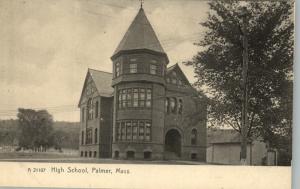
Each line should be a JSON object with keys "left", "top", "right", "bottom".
{"left": 0, "top": 151, "right": 207, "bottom": 165}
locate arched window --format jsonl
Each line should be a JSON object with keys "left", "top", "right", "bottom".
{"left": 178, "top": 99, "right": 183, "bottom": 114}
{"left": 94, "top": 128, "right": 98, "bottom": 143}
{"left": 191, "top": 129, "right": 197, "bottom": 145}
{"left": 165, "top": 97, "right": 170, "bottom": 113}
{"left": 87, "top": 98, "right": 93, "bottom": 120}
{"left": 95, "top": 101, "right": 99, "bottom": 118}
{"left": 170, "top": 97, "right": 177, "bottom": 113}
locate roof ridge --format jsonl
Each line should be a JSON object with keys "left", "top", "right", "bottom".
{"left": 88, "top": 68, "right": 112, "bottom": 75}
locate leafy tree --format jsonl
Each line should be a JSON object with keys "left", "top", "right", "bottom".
{"left": 17, "top": 108, "right": 54, "bottom": 151}
{"left": 185, "top": 1, "right": 293, "bottom": 152}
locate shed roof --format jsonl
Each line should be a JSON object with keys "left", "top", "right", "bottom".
{"left": 207, "top": 129, "right": 243, "bottom": 144}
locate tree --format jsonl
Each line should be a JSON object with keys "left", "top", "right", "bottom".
{"left": 17, "top": 108, "right": 54, "bottom": 151}
{"left": 185, "top": 1, "right": 293, "bottom": 152}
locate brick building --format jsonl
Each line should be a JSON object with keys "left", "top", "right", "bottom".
{"left": 78, "top": 7, "right": 207, "bottom": 161}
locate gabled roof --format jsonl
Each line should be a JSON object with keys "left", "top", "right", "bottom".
{"left": 166, "top": 63, "right": 192, "bottom": 86}
{"left": 88, "top": 69, "right": 113, "bottom": 97}
{"left": 113, "top": 8, "right": 166, "bottom": 56}
{"left": 78, "top": 69, "right": 113, "bottom": 106}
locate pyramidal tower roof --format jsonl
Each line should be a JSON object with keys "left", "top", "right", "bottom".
{"left": 112, "top": 8, "right": 166, "bottom": 57}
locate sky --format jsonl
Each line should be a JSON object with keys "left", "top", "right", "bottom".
{"left": 0, "top": 0, "right": 209, "bottom": 121}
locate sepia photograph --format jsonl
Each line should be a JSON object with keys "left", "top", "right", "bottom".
{"left": 0, "top": 0, "right": 294, "bottom": 188}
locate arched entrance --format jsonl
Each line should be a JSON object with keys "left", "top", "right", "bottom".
{"left": 164, "top": 129, "right": 181, "bottom": 158}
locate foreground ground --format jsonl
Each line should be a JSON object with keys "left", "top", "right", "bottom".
{"left": 0, "top": 151, "right": 207, "bottom": 165}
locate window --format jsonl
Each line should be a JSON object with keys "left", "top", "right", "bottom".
{"left": 118, "top": 88, "right": 152, "bottom": 109}
{"left": 115, "top": 120, "right": 151, "bottom": 141}
{"left": 126, "top": 122, "right": 132, "bottom": 140}
{"left": 94, "top": 128, "right": 98, "bottom": 143}
{"left": 94, "top": 151, "right": 97, "bottom": 158}
{"left": 191, "top": 129, "right": 197, "bottom": 145}
{"left": 122, "top": 89, "right": 127, "bottom": 108}
{"left": 81, "top": 108, "right": 85, "bottom": 122}
{"left": 85, "top": 151, "right": 87, "bottom": 157}
{"left": 178, "top": 99, "right": 183, "bottom": 114}
{"left": 95, "top": 101, "right": 99, "bottom": 118}
{"left": 127, "top": 89, "right": 132, "bottom": 107}
{"left": 81, "top": 131, "right": 84, "bottom": 145}
{"left": 121, "top": 122, "right": 126, "bottom": 140}
{"left": 81, "top": 151, "right": 83, "bottom": 157}
{"left": 89, "top": 151, "right": 92, "bottom": 157}
{"left": 116, "top": 122, "right": 121, "bottom": 141}
{"left": 118, "top": 91, "right": 122, "bottom": 109}
{"left": 170, "top": 97, "right": 177, "bottom": 113}
{"left": 115, "top": 62, "right": 120, "bottom": 77}
{"left": 139, "top": 121, "right": 145, "bottom": 140}
{"left": 129, "top": 63, "right": 137, "bottom": 73}
{"left": 132, "top": 121, "right": 138, "bottom": 140}
{"left": 150, "top": 64, "right": 157, "bottom": 75}
{"left": 133, "top": 88, "right": 139, "bottom": 107}
{"left": 145, "top": 122, "right": 151, "bottom": 141}
{"left": 146, "top": 89, "right": 152, "bottom": 107}
{"left": 165, "top": 98, "right": 170, "bottom": 113}
{"left": 86, "top": 128, "right": 92, "bottom": 144}
{"left": 139, "top": 89, "right": 146, "bottom": 107}
{"left": 87, "top": 98, "right": 93, "bottom": 120}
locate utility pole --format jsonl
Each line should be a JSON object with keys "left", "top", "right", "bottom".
{"left": 240, "top": 7, "right": 249, "bottom": 165}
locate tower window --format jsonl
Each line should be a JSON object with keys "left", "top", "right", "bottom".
{"left": 139, "top": 89, "right": 146, "bottom": 107}
{"left": 127, "top": 89, "right": 132, "bottom": 107}
{"left": 122, "top": 89, "right": 127, "bottom": 108}
{"left": 116, "top": 120, "right": 151, "bottom": 142}
{"left": 118, "top": 88, "right": 152, "bottom": 109}
{"left": 146, "top": 89, "right": 152, "bottom": 107}
{"left": 133, "top": 88, "right": 139, "bottom": 107}
{"left": 191, "top": 129, "right": 197, "bottom": 145}
{"left": 115, "top": 62, "right": 120, "bottom": 77}
{"left": 150, "top": 64, "right": 157, "bottom": 75}
{"left": 129, "top": 63, "right": 137, "bottom": 73}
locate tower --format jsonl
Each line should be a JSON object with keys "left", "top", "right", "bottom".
{"left": 111, "top": 7, "right": 169, "bottom": 159}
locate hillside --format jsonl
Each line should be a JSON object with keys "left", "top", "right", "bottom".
{"left": 0, "top": 120, "right": 80, "bottom": 149}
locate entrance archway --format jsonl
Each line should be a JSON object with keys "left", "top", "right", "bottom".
{"left": 165, "top": 129, "right": 181, "bottom": 157}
